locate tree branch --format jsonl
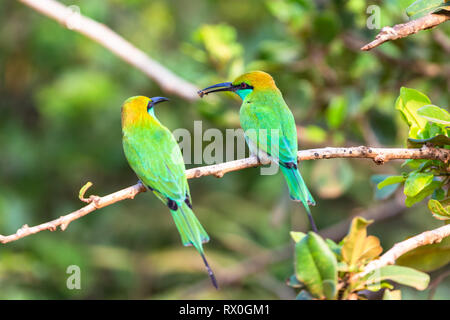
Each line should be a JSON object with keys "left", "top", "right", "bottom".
{"left": 361, "top": 12, "right": 450, "bottom": 51}
{"left": 18, "top": 0, "right": 199, "bottom": 101}
{"left": 1, "top": 146, "right": 448, "bottom": 244}
{"left": 358, "top": 223, "right": 450, "bottom": 278}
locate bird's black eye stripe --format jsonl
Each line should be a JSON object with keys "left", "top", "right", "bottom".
{"left": 240, "top": 82, "right": 253, "bottom": 89}
{"left": 147, "top": 101, "right": 153, "bottom": 112}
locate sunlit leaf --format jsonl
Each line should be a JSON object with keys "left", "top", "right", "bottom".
{"left": 371, "top": 175, "right": 400, "bottom": 200}
{"left": 404, "top": 172, "right": 434, "bottom": 197}
{"left": 417, "top": 105, "right": 450, "bottom": 126}
{"left": 383, "top": 289, "right": 402, "bottom": 300}
{"left": 395, "top": 87, "right": 430, "bottom": 139}
{"left": 365, "top": 281, "right": 394, "bottom": 292}
{"left": 290, "top": 231, "right": 306, "bottom": 243}
{"left": 377, "top": 175, "right": 405, "bottom": 190}
{"left": 295, "top": 232, "right": 338, "bottom": 299}
{"left": 406, "top": 0, "right": 450, "bottom": 19}
{"left": 401, "top": 159, "right": 426, "bottom": 169}
{"left": 193, "top": 24, "right": 242, "bottom": 66}
{"left": 405, "top": 181, "right": 443, "bottom": 207}
{"left": 428, "top": 199, "right": 450, "bottom": 220}
{"left": 363, "top": 265, "right": 430, "bottom": 290}
{"left": 342, "top": 217, "right": 382, "bottom": 270}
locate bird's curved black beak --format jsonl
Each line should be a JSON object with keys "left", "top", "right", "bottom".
{"left": 150, "top": 96, "right": 169, "bottom": 107}
{"left": 198, "top": 82, "right": 236, "bottom": 98}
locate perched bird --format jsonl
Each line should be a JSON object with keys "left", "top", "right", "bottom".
{"left": 121, "top": 96, "right": 217, "bottom": 288}
{"left": 198, "top": 71, "right": 317, "bottom": 232}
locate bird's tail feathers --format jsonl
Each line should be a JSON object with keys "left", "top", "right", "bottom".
{"left": 280, "top": 166, "right": 316, "bottom": 207}
{"left": 280, "top": 166, "right": 318, "bottom": 233}
{"left": 170, "top": 201, "right": 209, "bottom": 250}
{"left": 170, "top": 201, "right": 217, "bottom": 289}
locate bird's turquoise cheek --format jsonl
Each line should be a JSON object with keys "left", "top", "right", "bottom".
{"left": 147, "top": 108, "right": 155, "bottom": 117}
{"left": 236, "top": 89, "right": 253, "bottom": 100}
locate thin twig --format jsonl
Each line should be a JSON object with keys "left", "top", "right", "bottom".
{"left": 18, "top": 0, "right": 199, "bottom": 101}
{"left": 361, "top": 12, "right": 450, "bottom": 51}
{"left": 343, "top": 32, "right": 448, "bottom": 78}
{"left": 358, "top": 224, "right": 450, "bottom": 278}
{"left": 1, "top": 146, "right": 448, "bottom": 244}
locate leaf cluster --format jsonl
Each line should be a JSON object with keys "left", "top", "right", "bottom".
{"left": 288, "top": 217, "right": 430, "bottom": 300}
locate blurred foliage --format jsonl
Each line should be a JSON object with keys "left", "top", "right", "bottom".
{"left": 289, "top": 217, "right": 429, "bottom": 300}
{"left": 406, "top": 0, "right": 450, "bottom": 19}
{"left": 0, "top": 0, "right": 449, "bottom": 299}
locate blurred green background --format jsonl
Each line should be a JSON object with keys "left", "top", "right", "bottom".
{"left": 0, "top": 0, "right": 449, "bottom": 299}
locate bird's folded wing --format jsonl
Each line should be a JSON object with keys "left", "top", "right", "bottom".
{"left": 123, "top": 131, "right": 188, "bottom": 202}
{"left": 242, "top": 104, "right": 298, "bottom": 164}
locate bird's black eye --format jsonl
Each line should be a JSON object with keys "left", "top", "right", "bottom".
{"left": 240, "top": 82, "right": 253, "bottom": 90}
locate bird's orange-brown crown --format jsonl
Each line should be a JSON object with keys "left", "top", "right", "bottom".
{"left": 232, "top": 71, "right": 278, "bottom": 90}
{"left": 121, "top": 96, "right": 151, "bottom": 126}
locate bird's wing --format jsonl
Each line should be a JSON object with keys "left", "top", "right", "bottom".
{"left": 241, "top": 98, "right": 298, "bottom": 164}
{"left": 123, "top": 127, "right": 188, "bottom": 202}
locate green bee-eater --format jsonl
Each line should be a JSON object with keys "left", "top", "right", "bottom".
{"left": 121, "top": 96, "right": 217, "bottom": 288}
{"left": 199, "top": 71, "right": 317, "bottom": 232}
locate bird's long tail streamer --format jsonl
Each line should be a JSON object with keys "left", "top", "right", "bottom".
{"left": 170, "top": 202, "right": 218, "bottom": 289}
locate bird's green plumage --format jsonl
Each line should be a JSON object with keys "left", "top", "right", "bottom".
{"left": 200, "top": 71, "right": 317, "bottom": 231}
{"left": 121, "top": 96, "right": 216, "bottom": 287}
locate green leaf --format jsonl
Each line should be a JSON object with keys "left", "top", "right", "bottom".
{"left": 303, "top": 125, "right": 327, "bottom": 144}
{"left": 408, "top": 135, "right": 450, "bottom": 148}
{"left": 322, "top": 279, "right": 337, "bottom": 300}
{"left": 417, "top": 105, "right": 450, "bottom": 126}
{"left": 326, "top": 238, "right": 342, "bottom": 258}
{"left": 397, "top": 237, "right": 450, "bottom": 272}
{"left": 342, "top": 217, "right": 382, "bottom": 270}
{"left": 326, "top": 96, "right": 347, "bottom": 129}
{"left": 363, "top": 265, "right": 430, "bottom": 290}
{"left": 433, "top": 188, "right": 445, "bottom": 201}
{"left": 371, "top": 175, "right": 400, "bottom": 200}
{"left": 377, "top": 175, "right": 405, "bottom": 190}
{"left": 395, "top": 87, "right": 430, "bottom": 139}
{"left": 405, "top": 180, "right": 443, "bottom": 207}
{"left": 404, "top": 172, "right": 434, "bottom": 197}
{"left": 365, "top": 281, "right": 394, "bottom": 292}
{"left": 296, "top": 290, "right": 315, "bottom": 300}
{"left": 401, "top": 159, "right": 426, "bottom": 169}
{"left": 428, "top": 199, "right": 450, "bottom": 220}
{"left": 406, "top": 0, "right": 450, "bottom": 19}
{"left": 295, "top": 232, "right": 338, "bottom": 299}
{"left": 383, "top": 289, "right": 402, "bottom": 300}
{"left": 193, "top": 24, "right": 242, "bottom": 66}
{"left": 286, "top": 274, "right": 304, "bottom": 288}
{"left": 290, "top": 231, "right": 307, "bottom": 243}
